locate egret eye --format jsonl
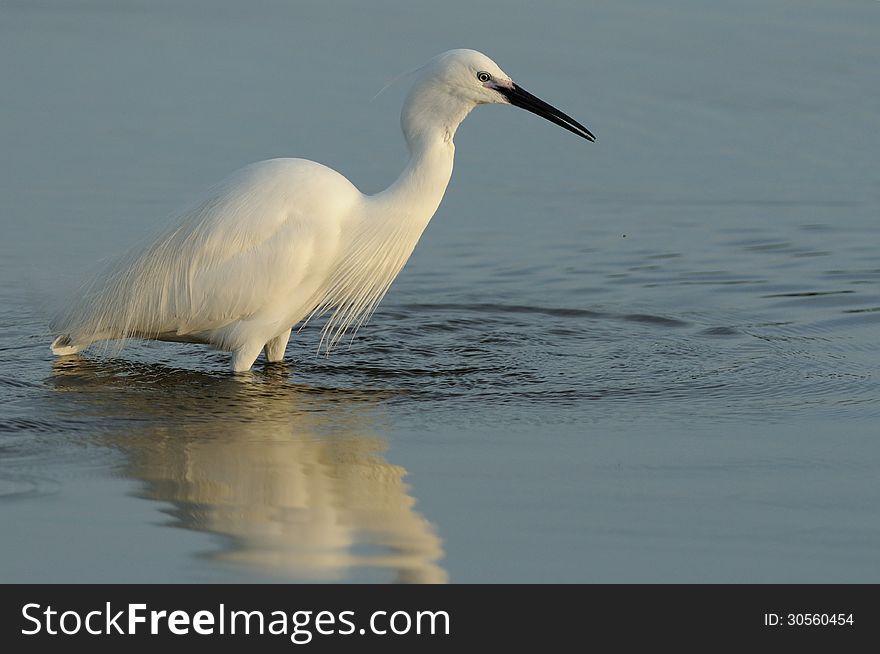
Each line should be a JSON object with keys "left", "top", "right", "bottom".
{"left": 476, "top": 71, "right": 492, "bottom": 83}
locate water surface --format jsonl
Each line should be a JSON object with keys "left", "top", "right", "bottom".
{"left": 1, "top": 0, "right": 878, "bottom": 582}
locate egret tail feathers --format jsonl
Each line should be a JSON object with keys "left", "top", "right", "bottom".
{"left": 50, "top": 335, "right": 84, "bottom": 356}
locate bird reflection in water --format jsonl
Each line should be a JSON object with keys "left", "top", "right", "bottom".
{"left": 51, "top": 356, "right": 447, "bottom": 583}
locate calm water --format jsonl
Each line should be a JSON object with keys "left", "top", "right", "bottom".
{"left": 1, "top": 1, "right": 878, "bottom": 582}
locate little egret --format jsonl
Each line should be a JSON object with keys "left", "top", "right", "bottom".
{"left": 50, "top": 49, "right": 594, "bottom": 372}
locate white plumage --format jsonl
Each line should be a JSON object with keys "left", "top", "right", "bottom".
{"left": 50, "top": 49, "right": 594, "bottom": 372}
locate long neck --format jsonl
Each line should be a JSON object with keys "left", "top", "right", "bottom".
{"left": 373, "top": 137, "right": 453, "bottom": 223}
{"left": 314, "top": 85, "right": 471, "bottom": 351}
{"left": 368, "top": 80, "right": 472, "bottom": 223}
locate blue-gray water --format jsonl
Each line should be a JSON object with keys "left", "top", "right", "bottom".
{"left": 1, "top": 1, "right": 878, "bottom": 582}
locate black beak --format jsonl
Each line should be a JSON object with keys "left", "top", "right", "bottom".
{"left": 497, "top": 83, "right": 595, "bottom": 142}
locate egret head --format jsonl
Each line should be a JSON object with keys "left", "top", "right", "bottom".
{"left": 408, "top": 49, "right": 595, "bottom": 144}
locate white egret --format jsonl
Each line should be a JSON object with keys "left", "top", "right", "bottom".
{"left": 50, "top": 49, "right": 595, "bottom": 372}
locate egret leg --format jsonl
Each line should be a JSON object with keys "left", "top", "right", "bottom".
{"left": 230, "top": 342, "right": 264, "bottom": 373}
{"left": 263, "top": 328, "right": 292, "bottom": 363}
